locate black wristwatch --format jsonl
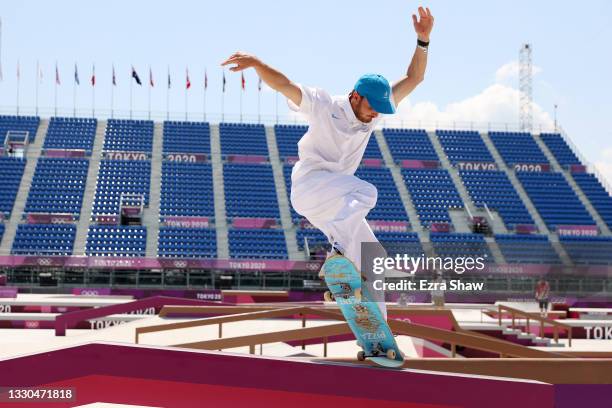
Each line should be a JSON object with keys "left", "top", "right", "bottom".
{"left": 417, "top": 39, "right": 429, "bottom": 47}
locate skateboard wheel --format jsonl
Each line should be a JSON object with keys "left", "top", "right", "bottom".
{"left": 323, "top": 291, "right": 334, "bottom": 302}
{"left": 386, "top": 349, "right": 397, "bottom": 360}
{"left": 357, "top": 350, "right": 366, "bottom": 361}
{"left": 354, "top": 288, "right": 362, "bottom": 302}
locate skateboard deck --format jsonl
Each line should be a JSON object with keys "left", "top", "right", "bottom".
{"left": 322, "top": 254, "right": 404, "bottom": 368}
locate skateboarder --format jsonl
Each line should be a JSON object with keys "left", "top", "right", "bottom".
{"left": 222, "top": 7, "right": 434, "bottom": 319}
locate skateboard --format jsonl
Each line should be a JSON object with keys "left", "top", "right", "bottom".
{"left": 322, "top": 254, "right": 404, "bottom": 368}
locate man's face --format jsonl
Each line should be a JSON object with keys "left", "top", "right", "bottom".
{"left": 351, "top": 92, "right": 379, "bottom": 123}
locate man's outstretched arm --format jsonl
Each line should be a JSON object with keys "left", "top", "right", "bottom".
{"left": 392, "top": 6, "right": 434, "bottom": 106}
{"left": 221, "top": 52, "right": 302, "bottom": 106}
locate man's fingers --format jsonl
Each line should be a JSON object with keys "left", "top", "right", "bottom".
{"left": 426, "top": 7, "right": 432, "bottom": 17}
{"left": 412, "top": 14, "right": 418, "bottom": 24}
{"left": 221, "top": 56, "right": 242, "bottom": 66}
{"left": 418, "top": 6, "right": 426, "bottom": 18}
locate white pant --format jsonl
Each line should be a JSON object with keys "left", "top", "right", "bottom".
{"left": 291, "top": 170, "right": 387, "bottom": 318}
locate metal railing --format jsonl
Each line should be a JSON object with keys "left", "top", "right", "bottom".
{"left": 497, "top": 304, "right": 572, "bottom": 347}
{"left": 556, "top": 125, "right": 612, "bottom": 195}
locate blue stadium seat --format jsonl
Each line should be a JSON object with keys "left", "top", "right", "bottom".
{"left": 489, "top": 131, "right": 548, "bottom": 165}
{"left": 92, "top": 160, "right": 151, "bottom": 215}
{"left": 43, "top": 117, "right": 97, "bottom": 153}
{"left": 355, "top": 167, "right": 407, "bottom": 221}
{"left": 163, "top": 121, "right": 210, "bottom": 154}
{"left": 382, "top": 128, "right": 438, "bottom": 161}
{"left": 25, "top": 158, "right": 89, "bottom": 215}
{"left": 572, "top": 173, "right": 612, "bottom": 230}
{"left": 0, "top": 157, "right": 26, "bottom": 216}
{"left": 103, "top": 119, "right": 154, "bottom": 153}
{"left": 495, "top": 234, "right": 560, "bottom": 264}
{"left": 86, "top": 225, "right": 147, "bottom": 257}
{"left": 223, "top": 164, "right": 280, "bottom": 219}
{"left": 377, "top": 231, "right": 423, "bottom": 257}
{"left": 160, "top": 162, "right": 214, "bottom": 217}
{"left": 228, "top": 228, "right": 287, "bottom": 259}
{"left": 401, "top": 169, "right": 463, "bottom": 227}
{"left": 158, "top": 227, "right": 217, "bottom": 258}
{"left": 274, "top": 124, "right": 307, "bottom": 158}
{"left": 517, "top": 172, "right": 594, "bottom": 229}
{"left": 430, "top": 232, "right": 492, "bottom": 260}
{"left": 436, "top": 129, "right": 493, "bottom": 164}
{"left": 220, "top": 123, "right": 268, "bottom": 156}
{"left": 460, "top": 170, "right": 534, "bottom": 229}
{"left": 296, "top": 228, "right": 328, "bottom": 251}
{"left": 11, "top": 224, "right": 76, "bottom": 255}
{"left": 0, "top": 115, "right": 40, "bottom": 142}
{"left": 539, "top": 133, "right": 581, "bottom": 166}
{"left": 560, "top": 236, "right": 612, "bottom": 265}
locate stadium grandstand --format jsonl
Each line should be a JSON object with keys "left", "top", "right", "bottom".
{"left": 1, "top": 115, "right": 612, "bottom": 407}
{"left": 0, "top": 116, "right": 610, "bottom": 291}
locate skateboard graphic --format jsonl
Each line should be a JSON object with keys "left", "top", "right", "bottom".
{"left": 322, "top": 254, "right": 404, "bottom": 368}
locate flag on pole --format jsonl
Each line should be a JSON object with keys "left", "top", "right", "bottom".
{"left": 74, "top": 63, "right": 80, "bottom": 85}
{"left": 38, "top": 62, "right": 43, "bottom": 83}
{"left": 258, "top": 76, "right": 262, "bottom": 91}
{"left": 241, "top": 72, "right": 245, "bottom": 90}
{"left": 149, "top": 67, "right": 154, "bottom": 87}
{"left": 91, "top": 64, "right": 96, "bottom": 86}
{"left": 222, "top": 70, "right": 226, "bottom": 92}
{"left": 131, "top": 66, "right": 142, "bottom": 85}
{"left": 204, "top": 69, "right": 208, "bottom": 90}
{"left": 186, "top": 67, "right": 191, "bottom": 89}
{"left": 55, "top": 63, "right": 61, "bottom": 85}
{"left": 17, "top": 61, "right": 20, "bottom": 79}
{"left": 112, "top": 65, "right": 116, "bottom": 86}
{"left": 167, "top": 67, "right": 171, "bottom": 88}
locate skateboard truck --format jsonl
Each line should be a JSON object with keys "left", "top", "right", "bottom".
{"left": 324, "top": 283, "right": 361, "bottom": 302}
{"left": 357, "top": 343, "right": 397, "bottom": 361}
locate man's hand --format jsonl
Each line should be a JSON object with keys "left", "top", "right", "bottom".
{"left": 221, "top": 52, "right": 262, "bottom": 72}
{"left": 221, "top": 51, "right": 302, "bottom": 107}
{"left": 391, "top": 7, "right": 433, "bottom": 106}
{"left": 413, "top": 6, "right": 434, "bottom": 42}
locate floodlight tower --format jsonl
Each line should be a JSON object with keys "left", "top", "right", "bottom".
{"left": 519, "top": 43, "right": 533, "bottom": 132}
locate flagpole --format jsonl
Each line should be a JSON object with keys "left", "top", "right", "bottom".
{"left": 239, "top": 76, "right": 243, "bottom": 123}
{"left": 275, "top": 91, "right": 279, "bottom": 124}
{"left": 130, "top": 69, "right": 133, "bottom": 120}
{"left": 0, "top": 18, "right": 2, "bottom": 82}
{"left": 35, "top": 60, "right": 39, "bottom": 116}
{"left": 111, "top": 65, "right": 115, "bottom": 119}
{"left": 54, "top": 62, "right": 58, "bottom": 116}
{"left": 257, "top": 82, "right": 261, "bottom": 124}
{"left": 148, "top": 67, "right": 151, "bottom": 120}
{"left": 73, "top": 64, "right": 77, "bottom": 118}
{"left": 16, "top": 60, "right": 20, "bottom": 116}
{"left": 166, "top": 66, "right": 170, "bottom": 120}
{"left": 92, "top": 64, "right": 95, "bottom": 117}
{"left": 184, "top": 68, "right": 188, "bottom": 121}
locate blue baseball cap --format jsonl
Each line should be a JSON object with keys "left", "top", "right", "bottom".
{"left": 354, "top": 74, "right": 395, "bottom": 114}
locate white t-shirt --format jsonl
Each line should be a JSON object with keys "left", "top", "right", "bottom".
{"left": 287, "top": 83, "right": 388, "bottom": 183}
